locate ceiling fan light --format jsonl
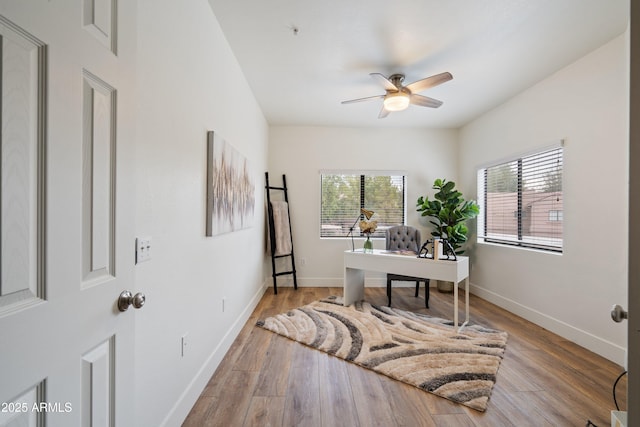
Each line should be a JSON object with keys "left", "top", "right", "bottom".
{"left": 383, "top": 92, "right": 410, "bottom": 111}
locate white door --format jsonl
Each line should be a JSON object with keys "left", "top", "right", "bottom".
{"left": 0, "top": 1, "right": 138, "bottom": 426}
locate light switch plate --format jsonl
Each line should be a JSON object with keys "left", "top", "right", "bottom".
{"left": 136, "top": 237, "right": 152, "bottom": 264}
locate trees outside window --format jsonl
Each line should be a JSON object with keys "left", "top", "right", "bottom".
{"left": 320, "top": 173, "right": 405, "bottom": 238}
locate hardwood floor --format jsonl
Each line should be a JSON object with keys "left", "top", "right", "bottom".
{"left": 183, "top": 287, "right": 627, "bottom": 426}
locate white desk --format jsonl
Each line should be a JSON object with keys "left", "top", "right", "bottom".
{"left": 343, "top": 249, "right": 470, "bottom": 330}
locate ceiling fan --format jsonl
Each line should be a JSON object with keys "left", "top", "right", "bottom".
{"left": 341, "top": 72, "right": 453, "bottom": 118}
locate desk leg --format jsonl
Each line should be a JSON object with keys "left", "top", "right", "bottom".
{"left": 453, "top": 280, "right": 459, "bottom": 330}
{"left": 454, "top": 277, "right": 469, "bottom": 332}
{"left": 344, "top": 267, "right": 365, "bottom": 306}
{"left": 465, "top": 277, "right": 470, "bottom": 325}
{"left": 455, "top": 278, "right": 470, "bottom": 333}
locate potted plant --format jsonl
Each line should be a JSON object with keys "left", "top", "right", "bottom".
{"left": 416, "top": 178, "right": 479, "bottom": 291}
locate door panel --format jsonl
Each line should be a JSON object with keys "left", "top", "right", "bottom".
{"left": 0, "top": 2, "right": 137, "bottom": 426}
{"left": 81, "top": 337, "right": 115, "bottom": 427}
{"left": 82, "top": 69, "right": 116, "bottom": 287}
{"left": 0, "top": 12, "right": 46, "bottom": 314}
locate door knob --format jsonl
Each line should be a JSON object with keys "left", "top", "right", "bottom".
{"left": 118, "top": 290, "right": 146, "bottom": 312}
{"left": 610, "top": 304, "right": 628, "bottom": 323}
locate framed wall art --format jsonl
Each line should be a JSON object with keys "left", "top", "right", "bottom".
{"left": 206, "top": 131, "right": 255, "bottom": 236}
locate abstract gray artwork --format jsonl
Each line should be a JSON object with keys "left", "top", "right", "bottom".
{"left": 206, "top": 131, "right": 255, "bottom": 236}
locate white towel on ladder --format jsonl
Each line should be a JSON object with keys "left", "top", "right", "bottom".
{"left": 271, "top": 201, "right": 292, "bottom": 256}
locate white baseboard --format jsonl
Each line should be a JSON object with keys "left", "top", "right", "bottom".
{"left": 161, "top": 282, "right": 267, "bottom": 427}
{"left": 470, "top": 283, "right": 626, "bottom": 366}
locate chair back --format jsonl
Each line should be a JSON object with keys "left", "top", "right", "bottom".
{"left": 385, "top": 226, "right": 421, "bottom": 253}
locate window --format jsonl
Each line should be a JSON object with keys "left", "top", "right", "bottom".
{"left": 477, "top": 146, "right": 563, "bottom": 252}
{"left": 548, "top": 210, "right": 563, "bottom": 221}
{"left": 320, "top": 172, "right": 406, "bottom": 238}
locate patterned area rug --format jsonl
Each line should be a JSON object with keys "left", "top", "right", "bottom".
{"left": 256, "top": 296, "right": 508, "bottom": 412}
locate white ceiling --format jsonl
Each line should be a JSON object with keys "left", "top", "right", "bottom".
{"left": 208, "top": 0, "right": 629, "bottom": 129}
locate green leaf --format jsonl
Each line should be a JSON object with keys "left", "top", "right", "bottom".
{"left": 442, "top": 180, "right": 455, "bottom": 192}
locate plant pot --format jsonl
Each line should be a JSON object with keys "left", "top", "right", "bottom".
{"left": 436, "top": 280, "right": 454, "bottom": 293}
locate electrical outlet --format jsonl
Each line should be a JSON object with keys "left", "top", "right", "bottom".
{"left": 181, "top": 333, "right": 188, "bottom": 357}
{"left": 611, "top": 410, "right": 627, "bottom": 427}
{"left": 300, "top": 258, "right": 306, "bottom": 266}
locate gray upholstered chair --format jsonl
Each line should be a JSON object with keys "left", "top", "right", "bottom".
{"left": 385, "top": 225, "right": 430, "bottom": 308}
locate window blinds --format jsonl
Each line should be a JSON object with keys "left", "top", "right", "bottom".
{"left": 320, "top": 173, "right": 405, "bottom": 238}
{"left": 478, "top": 147, "right": 563, "bottom": 252}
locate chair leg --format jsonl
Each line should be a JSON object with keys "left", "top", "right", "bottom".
{"left": 387, "top": 278, "right": 392, "bottom": 306}
{"left": 425, "top": 279, "right": 430, "bottom": 308}
{"left": 415, "top": 281, "right": 419, "bottom": 297}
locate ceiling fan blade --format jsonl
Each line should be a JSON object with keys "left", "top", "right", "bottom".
{"left": 410, "top": 94, "right": 443, "bottom": 108}
{"left": 378, "top": 106, "right": 390, "bottom": 119}
{"left": 405, "top": 72, "right": 453, "bottom": 94}
{"left": 341, "top": 94, "right": 385, "bottom": 104}
{"left": 370, "top": 73, "right": 398, "bottom": 91}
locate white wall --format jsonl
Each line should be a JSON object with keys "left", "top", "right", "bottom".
{"left": 268, "top": 126, "right": 458, "bottom": 286}
{"left": 135, "top": 1, "right": 268, "bottom": 426}
{"left": 459, "top": 33, "right": 629, "bottom": 364}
